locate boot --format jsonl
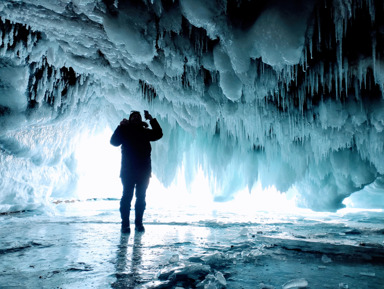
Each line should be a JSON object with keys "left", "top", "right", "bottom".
{"left": 121, "top": 220, "right": 131, "bottom": 234}
{"left": 135, "top": 209, "right": 145, "bottom": 232}
{"left": 120, "top": 205, "right": 131, "bottom": 234}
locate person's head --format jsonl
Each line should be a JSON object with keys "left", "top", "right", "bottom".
{"left": 129, "top": 111, "right": 142, "bottom": 124}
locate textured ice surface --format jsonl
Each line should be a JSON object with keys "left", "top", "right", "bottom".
{"left": 1, "top": 200, "right": 383, "bottom": 288}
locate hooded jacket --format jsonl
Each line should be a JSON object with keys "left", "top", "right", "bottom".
{"left": 110, "top": 118, "right": 163, "bottom": 180}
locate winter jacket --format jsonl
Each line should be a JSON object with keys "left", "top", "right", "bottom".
{"left": 110, "top": 119, "right": 163, "bottom": 180}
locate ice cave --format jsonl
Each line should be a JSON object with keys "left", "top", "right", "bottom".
{"left": 0, "top": 0, "right": 384, "bottom": 288}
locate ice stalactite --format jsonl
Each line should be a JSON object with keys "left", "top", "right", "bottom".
{"left": 0, "top": 15, "right": 111, "bottom": 212}
{"left": 0, "top": 0, "right": 384, "bottom": 212}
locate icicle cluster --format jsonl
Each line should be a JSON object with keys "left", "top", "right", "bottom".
{"left": 0, "top": 0, "right": 383, "bottom": 212}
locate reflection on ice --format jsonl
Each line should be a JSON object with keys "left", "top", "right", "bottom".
{"left": 0, "top": 200, "right": 383, "bottom": 288}
{"left": 113, "top": 233, "right": 145, "bottom": 288}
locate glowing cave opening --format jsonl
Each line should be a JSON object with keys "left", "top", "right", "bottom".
{"left": 75, "top": 127, "right": 122, "bottom": 200}
{"left": 74, "top": 128, "right": 298, "bottom": 214}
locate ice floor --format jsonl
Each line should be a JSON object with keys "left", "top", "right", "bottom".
{"left": 0, "top": 200, "right": 383, "bottom": 289}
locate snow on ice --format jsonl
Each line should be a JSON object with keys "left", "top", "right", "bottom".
{"left": 0, "top": 202, "right": 383, "bottom": 288}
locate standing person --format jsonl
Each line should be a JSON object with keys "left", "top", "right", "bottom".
{"left": 111, "top": 110, "right": 163, "bottom": 233}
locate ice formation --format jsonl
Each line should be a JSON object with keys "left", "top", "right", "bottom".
{"left": 0, "top": 0, "right": 384, "bottom": 213}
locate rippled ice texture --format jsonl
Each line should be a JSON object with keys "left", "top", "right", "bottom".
{"left": 0, "top": 200, "right": 383, "bottom": 289}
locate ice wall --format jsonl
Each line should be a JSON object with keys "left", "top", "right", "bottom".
{"left": 0, "top": 0, "right": 384, "bottom": 213}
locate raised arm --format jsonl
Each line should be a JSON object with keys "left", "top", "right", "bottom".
{"left": 148, "top": 118, "right": 163, "bottom": 141}
{"left": 144, "top": 112, "right": 163, "bottom": 141}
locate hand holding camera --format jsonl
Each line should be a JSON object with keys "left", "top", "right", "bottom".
{"left": 144, "top": 110, "right": 153, "bottom": 120}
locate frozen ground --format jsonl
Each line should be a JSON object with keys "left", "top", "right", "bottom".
{"left": 0, "top": 200, "right": 383, "bottom": 289}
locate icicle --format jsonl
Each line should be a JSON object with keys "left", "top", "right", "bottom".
{"left": 372, "top": 34, "right": 376, "bottom": 81}
{"left": 319, "top": 62, "right": 324, "bottom": 89}
{"left": 309, "top": 34, "right": 313, "bottom": 60}
{"left": 344, "top": 58, "right": 348, "bottom": 98}
{"left": 1, "top": 32, "right": 8, "bottom": 56}
{"left": 48, "top": 72, "right": 54, "bottom": 94}
{"left": 336, "top": 38, "right": 343, "bottom": 99}
{"left": 316, "top": 8, "right": 321, "bottom": 47}
{"left": 302, "top": 48, "right": 307, "bottom": 72}
{"left": 9, "top": 26, "right": 14, "bottom": 47}
{"left": 54, "top": 83, "right": 62, "bottom": 111}
{"left": 328, "top": 65, "right": 333, "bottom": 93}
{"left": 368, "top": 0, "right": 375, "bottom": 23}
{"left": 358, "top": 59, "right": 363, "bottom": 90}
{"left": 68, "top": 85, "right": 76, "bottom": 110}
{"left": 344, "top": 3, "right": 350, "bottom": 37}
{"left": 14, "top": 41, "right": 23, "bottom": 63}
{"left": 43, "top": 65, "right": 48, "bottom": 89}
{"left": 335, "top": 70, "right": 339, "bottom": 100}
{"left": 27, "top": 33, "right": 32, "bottom": 49}
{"left": 36, "top": 80, "right": 45, "bottom": 104}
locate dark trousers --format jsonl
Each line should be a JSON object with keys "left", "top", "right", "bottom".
{"left": 120, "top": 175, "right": 150, "bottom": 226}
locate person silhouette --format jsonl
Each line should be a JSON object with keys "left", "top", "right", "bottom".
{"left": 111, "top": 110, "right": 163, "bottom": 233}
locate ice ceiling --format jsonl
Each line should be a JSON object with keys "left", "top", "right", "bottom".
{"left": 1, "top": 0, "right": 384, "bottom": 213}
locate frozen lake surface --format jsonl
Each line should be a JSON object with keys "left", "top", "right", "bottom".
{"left": 0, "top": 200, "right": 383, "bottom": 288}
